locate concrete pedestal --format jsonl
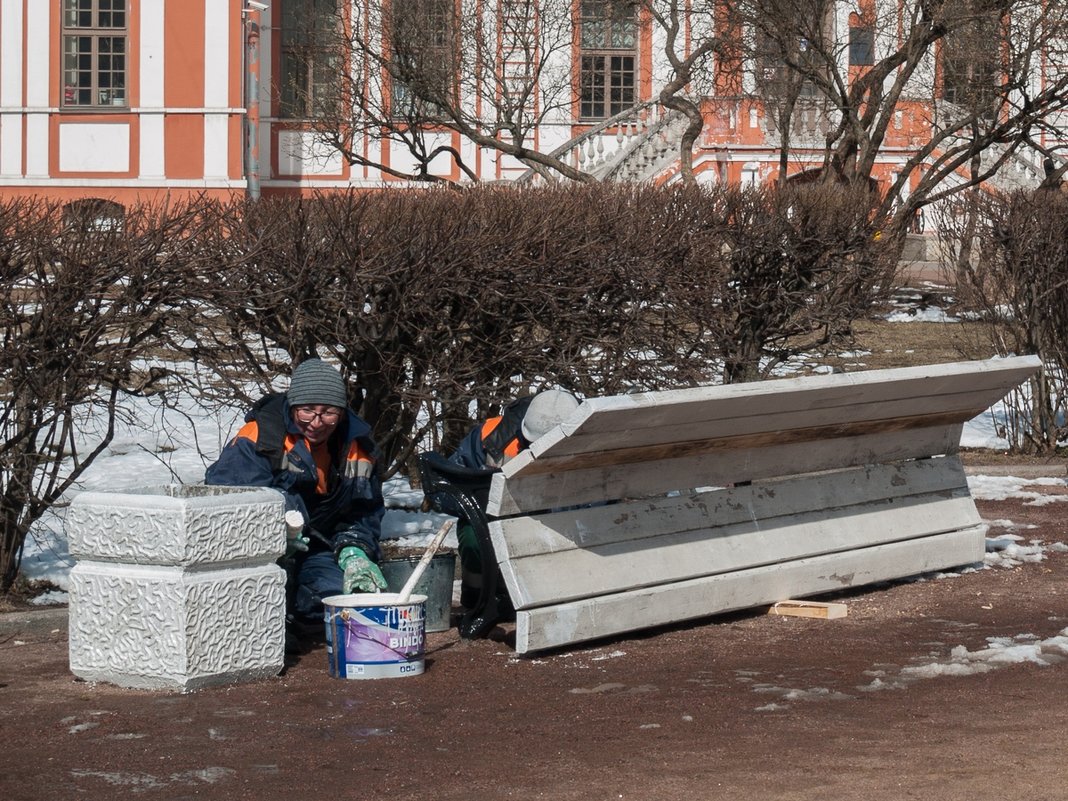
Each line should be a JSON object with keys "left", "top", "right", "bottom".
{"left": 67, "top": 485, "right": 286, "bottom": 691}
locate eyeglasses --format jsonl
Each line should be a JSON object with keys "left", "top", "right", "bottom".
{"left": 294, "top": 408, "right": 342, "bottom": 425}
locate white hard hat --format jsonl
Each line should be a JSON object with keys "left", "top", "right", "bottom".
{"left": 521, "top": 390, "right": 580, "bottom": 442}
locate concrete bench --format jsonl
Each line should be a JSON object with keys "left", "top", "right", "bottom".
{"left": 485, "top": 356, "right": 1041, "bottom": 654}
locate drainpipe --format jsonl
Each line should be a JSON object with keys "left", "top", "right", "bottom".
{"left": 243, "top": 3, "right": 267, "bottom": 200}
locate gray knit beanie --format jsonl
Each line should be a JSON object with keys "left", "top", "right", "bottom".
{"left": 287, "top": 359, "right": 348, "bottom": 408}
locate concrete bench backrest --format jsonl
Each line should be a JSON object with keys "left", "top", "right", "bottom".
{"left": 486, "top": 356, "right": 1040, "bottom": 654}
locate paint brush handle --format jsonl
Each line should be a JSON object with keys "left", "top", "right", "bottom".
{"left": 397, "top": 518, "right": 456, "bottom": 604}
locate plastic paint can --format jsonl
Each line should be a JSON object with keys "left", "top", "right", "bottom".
{"left": 322, "top": 593, "right": 427, "bottom": 680}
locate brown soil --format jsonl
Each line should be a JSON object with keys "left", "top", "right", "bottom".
{"left": 3, "top": 479, "right": 1068, "bottom": 801}
{"left": 960, "top": 447, "right": 1068, "bottom": 471}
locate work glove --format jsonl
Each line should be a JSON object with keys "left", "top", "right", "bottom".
{"left": 338, "top": 545, "right": 388, "bottom": 594}
{"left": 284, "top": 533, "right": 310, "bottom": 559}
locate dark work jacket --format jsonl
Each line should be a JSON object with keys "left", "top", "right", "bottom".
{"left": 449, "top": 396, "right": 534, "bottom": 470}
{"left": 204, "top": 395, "right": 384, "bottom": 560}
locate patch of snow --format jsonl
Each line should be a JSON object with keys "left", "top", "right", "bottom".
{"left": 884, "top": 307, "right": 960, "bottom": 323}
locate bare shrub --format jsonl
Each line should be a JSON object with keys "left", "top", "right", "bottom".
{"left": 939, "top": 189, "right": 1068, "bottom": 452}
{"left": 683, "top": 183, "right": 896, "bottom": 382}
{"left": 0, "top": 182, "right": 902, "bottom": 589}
{"left": 0, "top": 195, "right": 225, "bottom": 592}
{"left": 189, "top": 185, "right": 894, "bottom": 473}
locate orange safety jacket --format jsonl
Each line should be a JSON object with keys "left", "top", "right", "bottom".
{"left": 479, "top": 416, "right": 523, "bottom": 464}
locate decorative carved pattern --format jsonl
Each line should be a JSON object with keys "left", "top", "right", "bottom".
{"left": 67, "top": 486, "right": 286, "bottom": 565}
{"left": 69, "top": 563, "right": 286, "bottom": 691}
{"left": 67, "top": 486, "right": 288, "bottom": 691}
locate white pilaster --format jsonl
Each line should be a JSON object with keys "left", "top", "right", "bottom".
{"left": 139, "top": 0, "right": 166, "bottom": 177}
{"left": 0, "top": 0, "right": 24, "bottom": 176}
{"left": 203, "top": 0, "right": 230, "bottom": 179}
{"left": 24, "top": 0, "right": 49, "bottom": 176}
{"left": 25, "top": 0, "right": 48, "bottom": 106}
{"left": 24, "top": 115, "right": 49, "bottom": 176}
{"left": 140, "top": 0, "right": 165, "bottom": 106}
{"left": 204, "top": 114, "right": 229, "bottom": 178}
{"left": 0, "top": 0, "right": 22, "bottom": 102}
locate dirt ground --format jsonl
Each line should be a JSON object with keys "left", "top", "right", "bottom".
{"left": 3, "top": 467, "right": 1068, "bottom": 801}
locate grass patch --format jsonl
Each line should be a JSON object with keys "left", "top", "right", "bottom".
{"left": 822, "top": 318, "right": 1000, "bottom": 374}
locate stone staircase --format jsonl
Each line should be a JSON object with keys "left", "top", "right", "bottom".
{"left": 519, "top": 96, "right": 1063, "bottom": 199}
{"left": 600, "top": 109, "right": 691, "bottom": 182}
{"left": 515, "top": 100, "right": 689, "bottom": 185}
{"left": 932, "top": 100, "right": 1057, "bottom": 193}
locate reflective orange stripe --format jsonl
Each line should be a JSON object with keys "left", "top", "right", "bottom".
{"left": 234, "top": 420, "right": 259, "bottom": 444}
{"left": 344, "top": 440, "right": 375, "bottom": 480}
{"left": 236, "top": 421, "right": 374, "bottom": 489}
{"left": 480, "top": 417, "right": 502, "bottom": 439}
{"left": 481, "top": 416, "right": 521, "bottom": 459}
{"left": 311, "top": 442, "right": 330, "bottom": 493}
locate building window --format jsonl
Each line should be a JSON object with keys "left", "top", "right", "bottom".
{"left": 280, "top": 0, "right": 340, "bottom": 119}
{"left": 63, "top": 198, "right": 125, "bottom": 234}
{"left": 389, "top": 0, "right": 455, "bottom": 119}
{"left": 941, "top": 9, "right": 1000, "bottom": 113}
{"left": 755, "top": 21, "right": 830, "bottom": 100}
{"left": 579, "top": 0, "right": 637, "bottom": 120}
{"left": 849, "top": 25, "right": 874, "bottom": 67}
{"left": 62, "top": 0, "right": 127, "bottom": 108}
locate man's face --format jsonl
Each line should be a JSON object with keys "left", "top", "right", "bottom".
{"left": 291, "top": 405, "right": 343, "bottom": 445}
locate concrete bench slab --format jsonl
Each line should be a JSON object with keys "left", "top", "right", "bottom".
{"left": 485, "top": 356, "right": 1041, "bottom": 654}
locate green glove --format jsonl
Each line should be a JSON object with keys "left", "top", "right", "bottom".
{"left": 338, "top": 546, "right": 387, "bottom": 594}
{"left": 284, "top": 533, "right": 310, "bottom": 559}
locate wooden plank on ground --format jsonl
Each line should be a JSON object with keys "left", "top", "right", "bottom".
{"left": 495, "top": 492, "right": 979, "bottom": 608}
{"left": 767, "top": 600, "right": 848, "bottom": 619}
{"left": 512, "top": 526, "right": 986, "bottom": 654}
{"left": 488, "top": 425, "right": 963, "bottom": 515}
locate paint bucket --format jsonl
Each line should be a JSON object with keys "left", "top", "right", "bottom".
{"left": 380, "top": 552, "right": 456, "bottom": 633}
{"left": 322, "top": 593, "right": 427, "bottom": 680}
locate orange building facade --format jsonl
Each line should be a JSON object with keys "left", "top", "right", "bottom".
{"left": 0, "top": 0, "right": 250, "bottom": 204}
{"left": 0, "top": 1, "right": 1058, "bottom": 208}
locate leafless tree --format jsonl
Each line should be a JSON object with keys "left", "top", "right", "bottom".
{"left": 643, "top": 0, "right": 734, "bottom": 184}
{"left": 281, "top": 0, "right": 749, "bottom": 185}
{"left": 292, "top": 0, "right": 587, "bottom": 182}
{"left": 735, "top": 0, "right": 1068, "bottom": 233}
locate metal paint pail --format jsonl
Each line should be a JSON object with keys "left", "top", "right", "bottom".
{"left": 380, "top": 552, "right": 456, "bottom": 633}
{"left": 322, "top": 593, "right": 427, "bottom": 680}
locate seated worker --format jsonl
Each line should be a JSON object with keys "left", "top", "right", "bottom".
{"left": 447, "top": 389, "right": 580, "bottom": 608}
{"left": 204, "top": 358, "right": 387, "bottom": 645}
